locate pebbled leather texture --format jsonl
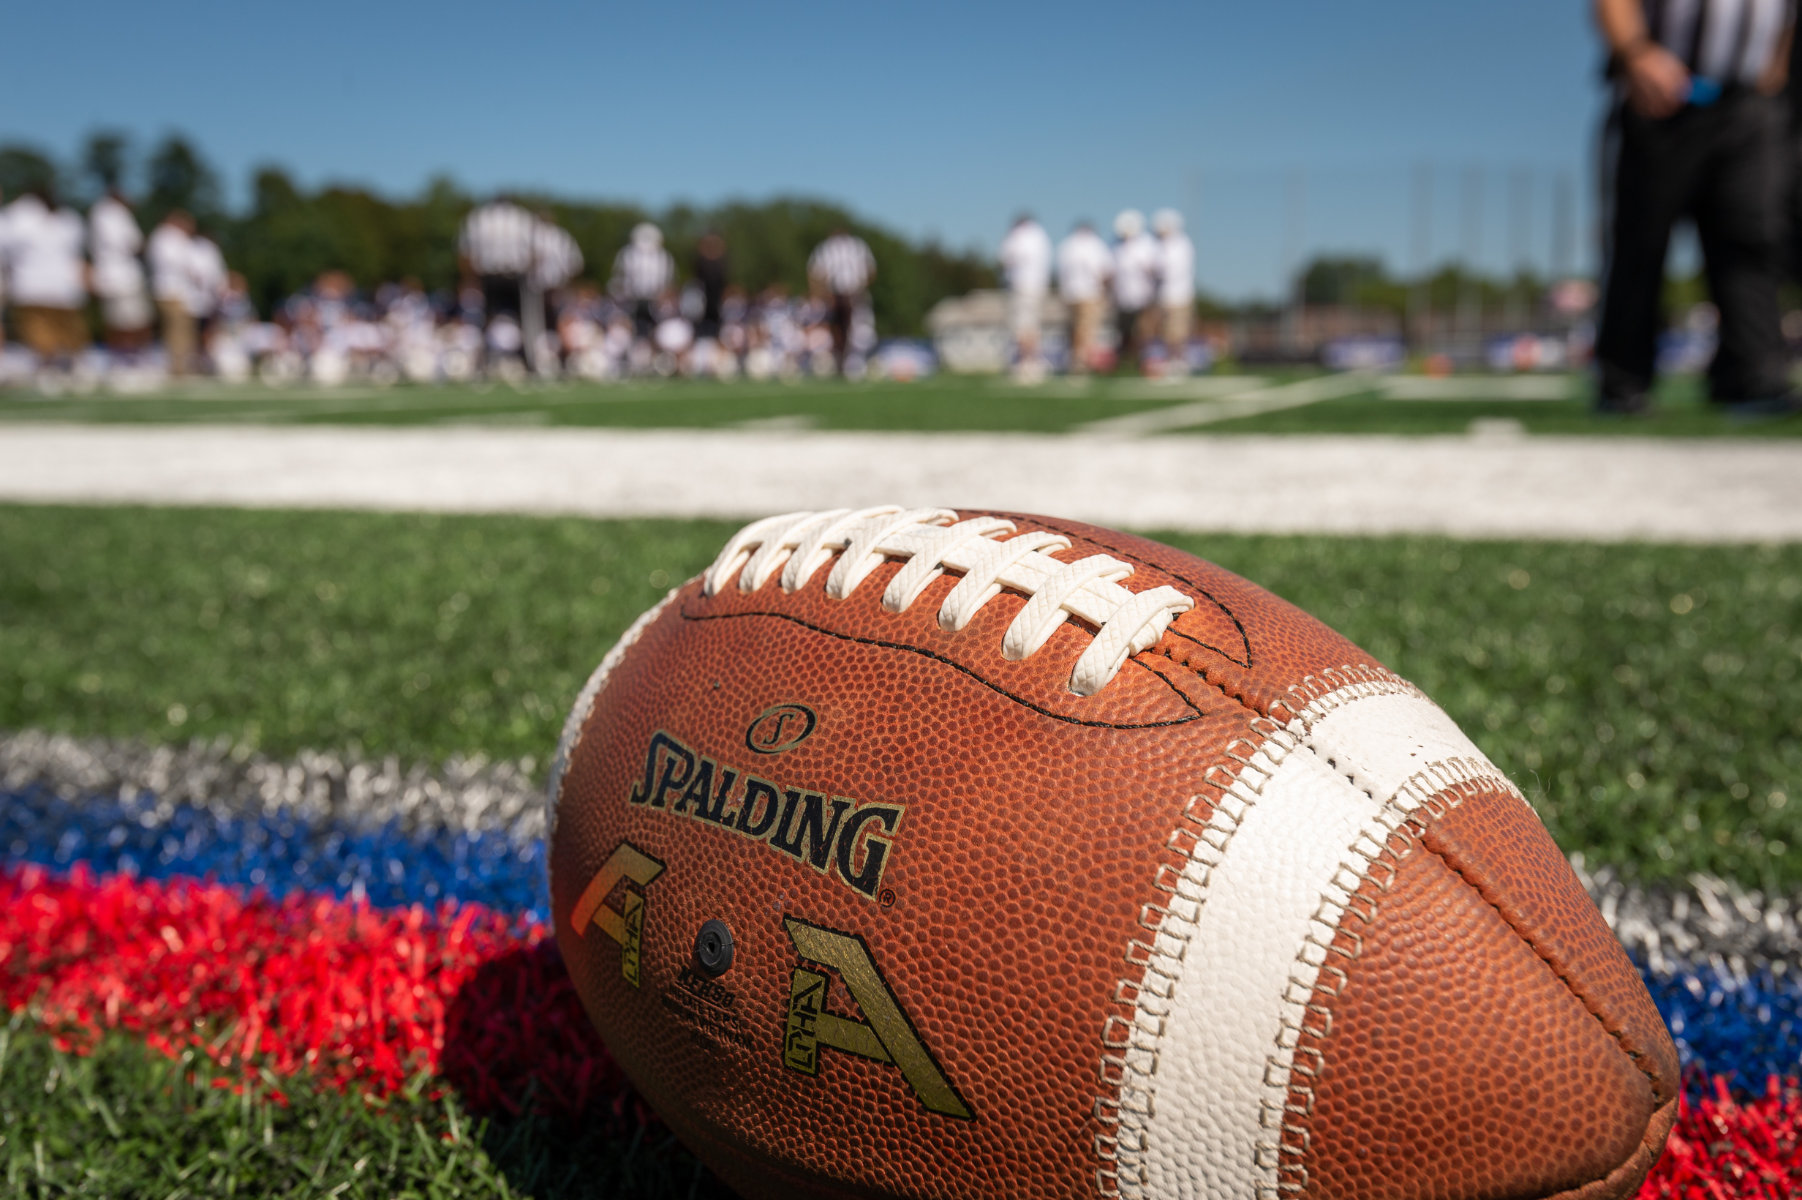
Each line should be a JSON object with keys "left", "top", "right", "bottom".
{"left": 1291, "top": 779, "right": 1673, "bottom": 1199}
{"left": 549, "top": 509, "right": 1678, "bottom": 1200}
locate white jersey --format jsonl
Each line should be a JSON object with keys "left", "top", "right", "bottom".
{"left": 2, "top": 195, "right": 87, "bottom": 309}
{"left": 1158, "top": 232, "right": 1195, "bottom": 307}
{"left": 89, "top": 196, "right": 147, "bottom": 300}
{"left": 187, "top": 236, "right": 228, "bottom": 318}
{"left": 998, "top": 220, "right": 1052, "bottom": 297}
{"left": 148, "top": 222, "right": 194, "bottom": 306}
{"left": 1112, "top": 233, "right": 1161, "bottom": 312}
{"left": 1056, "top": 229, "right": 1112, "bottom": 304}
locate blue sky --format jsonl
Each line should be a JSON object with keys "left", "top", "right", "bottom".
{"left": 3, "top": 0, "right": 1611, "bottom": 299}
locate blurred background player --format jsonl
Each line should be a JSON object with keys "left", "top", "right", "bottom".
{"left": 1593, "top": 0, "right": 1797, "bottom": 415}
{"left": 611, "top": 222, "right": 675, "bottom": 371}
{"left": 692, "top": 231, "right": 728, "bottom": 345}
{"left": 1057, "top": 219, "right": 1111, "bottom": 374}
{"left": 807, "top": 226, "right": 876, "bottom": 376}
{"left": 458, "top": 195, "right": 537, "bottom": 371}
{"left": 188, "top": 229, "right": 227, "bottom": 370}
{"left": 1153, "top": 208, "right": 1195, "bottom": 375}
{"left": 0, "top": 185, "right": 9, "bottom": 353}
{"left": 1, "top": 181, "right": 89, "bottom": 373}
{"left": 148, "top": 209, "right": 196, "bottom": 375}
{"left": 528, "top": 210, "right": 582, "bottom": 375}
{"left": 1110, "top": 208, "right": 1160, "bottom": 372}
{"left": 88, "top": 186, "right": 152, "bottom": 354}
{"left": 998, "top": 212, "right": 1051, "bottom": 382}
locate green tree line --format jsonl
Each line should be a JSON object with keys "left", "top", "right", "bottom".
{"left": 0, "top": 131, "right": 996, "bottom": 335}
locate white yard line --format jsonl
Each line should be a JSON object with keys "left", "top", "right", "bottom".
{"left": 1103, "top": 375, "right": 1272, "bottom": 401}
{"left": 1078, "top": 372, "right": 1377, "bottom": 435}
{"left": 1382, "top": 376, "right": 1574, "bottom": 401}
{"left": 2, "top": 423, "right": 1799, "bottom": 543}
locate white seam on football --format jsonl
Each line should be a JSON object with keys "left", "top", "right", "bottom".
{"left": 1100, "top": 673, "right": 1515, "bottom": 1200}
{"left": 545, "top": 583, "right": 685, "bottom": 881}
{"left": 702, "top": 506, "right": 1194, "bottom": 697}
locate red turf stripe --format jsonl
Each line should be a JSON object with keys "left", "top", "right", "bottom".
{"left": 1641, "top": 1076, "right": 1802, "bottom": 1198}
{"left": 3, "top": 864, "right": 1799, "bottom": 1193}
{"left": 0, "top": 863, "right": 638, "bottom": 1123}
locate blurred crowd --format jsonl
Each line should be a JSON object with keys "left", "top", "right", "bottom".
{"left": 0, "top": 184, "right": 902, "bottom": 389}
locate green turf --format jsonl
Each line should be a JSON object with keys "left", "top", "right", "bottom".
{"left": 3, "top": 505, "right": 1799, "bottom": 887}
{"left": 0, "top": 1014, "right": 725, "bottom": 1199}
{"left": 0, "top": 506, "right": 735, "bottom": 770}
{"left": 0, "top": 376, "right": 1190, "bottom": 434}
{"left": 2, "top": 371, "right": 1798, "bottom": 436}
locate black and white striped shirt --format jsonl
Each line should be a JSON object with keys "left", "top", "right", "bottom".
{"left": 459, "top": 201, "right": 538, "bottom": 276}
{"left": 808, "top": 234, "right": 876, "bottom": 295}
{"left": 531, "top": 224, "right": 583, "bottom": 290}
{"left": 611, "top": 242, "right": 675, "bottom": 301}
{"left": 1644, "top": 0, "right": 1794, "bottom": 84}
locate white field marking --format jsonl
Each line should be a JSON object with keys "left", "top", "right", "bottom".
{"left": 1078, "top": 372, "right": 1377, "bottom": 436}
{"left": 4, "top": 423, "right": 1802, "bottom": 543}
{"left": 545, "top": 584, "right": 684, "bottom": 852}
{"left": 732, "top": 414, "right": 819, "bottom": 432}
{"left": 1116, "top": 685, "right": 1504, "bottom": 1199}
{"left": 434, "top": 410, "right": 552, "bottom": 426}
{"left": 1382, "top": 375, "right": 1574, "bottom": 401}
{"left": 1105, "top": 376, "right": 1271, "bottom": 402}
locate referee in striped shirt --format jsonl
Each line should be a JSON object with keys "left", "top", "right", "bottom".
{"left": 610, "top": 223, "right": 675, "bottom": 349}
{"left": 808, "top": 228, "right": 877, "bottom": 375}
{"left": 458, "top": 196, "right": 537, "bottom": 326}
{"left": 1594, "top": 0, "right": 1798, "bottom": 416}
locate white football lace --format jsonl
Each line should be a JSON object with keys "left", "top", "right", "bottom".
{"left": 702, "top": 506, "right": 1194, "bottom": 696}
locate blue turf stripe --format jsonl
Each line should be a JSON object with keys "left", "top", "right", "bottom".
{"left": 1643, "top": 960, "right": 1802, "bottom": 1089}
{"left": 6, "top": 784, "right": 1800, "bottom": 1088}
{"left": 0, "top": 784, "right": 549, "bottom": 922}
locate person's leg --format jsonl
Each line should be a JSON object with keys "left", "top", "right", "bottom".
{"left": 1115, "top": 307, "right": 1137, "bottom": 370}
{"left": 1010, "top": 290, "right": 1041, "bottom": 375}
{"left": 16, "top": 308, "right": 54, "bottom": 360}
{"left": 160, "top": 300, "right": 193, "bottom": 375}
{"left": 1594, "top": 104, "right": 1695, "bottom": 408}
{"left": 1164, "top": 304, "right": 1192, "bottom": 374}
{"left": 1069, "top": 300, "right": 1092, "bottom": 373}
{"left": 54, "top": 308, "right": 89, "bottom": 363}
{"left": 830, "top": 294, "right": 853, "bottom": 373}
{"left": 1695, "top": 92, "right": 1792, "bottom": 403}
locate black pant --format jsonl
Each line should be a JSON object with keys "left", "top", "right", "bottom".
{"left": 631, "top": 300, "right": 657, "bottom": 342}
{"left": 827, "top": 293, "right": 857, "bottom": 366}
{"left": 1115, "top": 307, "right": 1145, "bottom": 365}
{"left": 480, "top": 274, "right": 523, "bottom": 321}
{"left": 1596, "top": 90, "right": 1790, "bottom": 403}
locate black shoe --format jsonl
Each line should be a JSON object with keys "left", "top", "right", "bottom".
{"left": 1714, "top": 391, "right": 1802, "bottom": 420}
{"left": 1592, "top": 391, "right": 1651, "bottom": 417}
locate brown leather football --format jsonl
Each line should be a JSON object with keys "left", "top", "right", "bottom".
{"left": 548, "top": 506, "right": 1677, "bottom": 1200}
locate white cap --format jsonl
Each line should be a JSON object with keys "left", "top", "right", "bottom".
{"left": 631, "top": 222, "right": 663, "bottom": 247}
{"left": 1153, "top": 208, "right": 1184, "bottom": 235}
{"left": 1114, "top": 209, "right": 1145, "bottom": 239}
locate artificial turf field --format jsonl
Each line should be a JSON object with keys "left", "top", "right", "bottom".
{"left": 6, "top": 504, "right": 1799, "bottom": 888}
{"left": 4, "top": 503, "right": 1801, "bottom": 1195}
{"left": 3, "top": 370, "right": 1801, "bottom": 437}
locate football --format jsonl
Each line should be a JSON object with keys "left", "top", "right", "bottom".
{"left": 548, "top": 506, "right": 1678, "bottom": 1200}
